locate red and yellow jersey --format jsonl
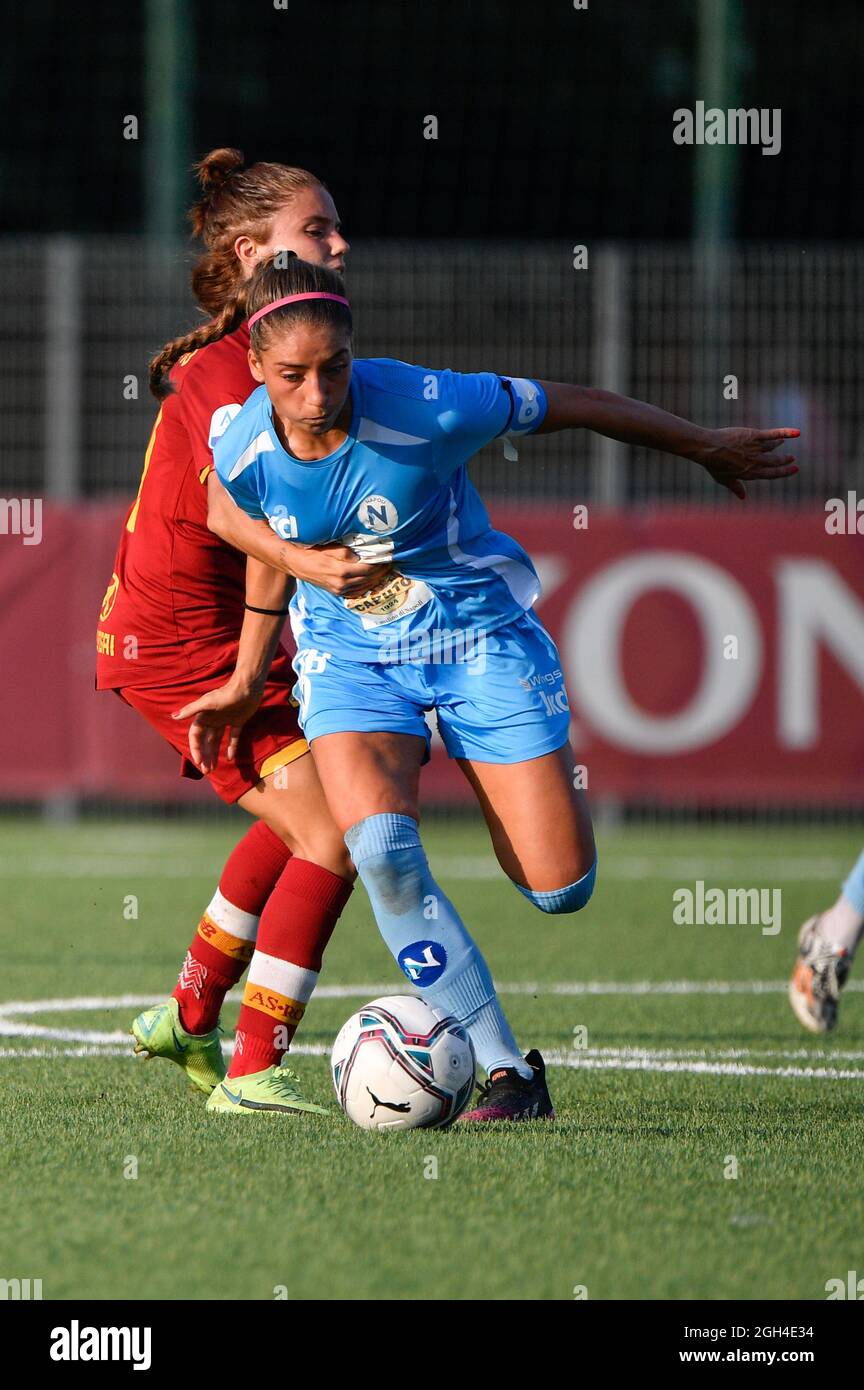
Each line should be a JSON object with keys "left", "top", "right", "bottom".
{"left": 96, "top": 323, "right": 258, "bottom": 689}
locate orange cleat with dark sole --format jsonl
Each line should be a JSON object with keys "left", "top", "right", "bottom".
{"left": 789, "top": 916, "right": 850, "bottom": 1034}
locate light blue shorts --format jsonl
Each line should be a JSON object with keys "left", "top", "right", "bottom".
{"left": 291, "top": 610, "right": 571, "bottom": 764}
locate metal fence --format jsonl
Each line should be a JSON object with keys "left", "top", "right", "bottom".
{"left": 1, "top": 237, "right": 861, "bottom": 505}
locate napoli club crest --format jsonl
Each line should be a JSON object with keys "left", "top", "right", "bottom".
{"left": 357, "top": 495, "right": 398, "bottom": 534}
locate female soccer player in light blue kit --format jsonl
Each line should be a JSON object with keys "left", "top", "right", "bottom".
{"left": 199, "top": 257, "right": 799, "bottom": 1122}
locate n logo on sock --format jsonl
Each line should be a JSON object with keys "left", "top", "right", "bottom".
{"left": 397, "top": 941, "right": 447, "bottom": 986}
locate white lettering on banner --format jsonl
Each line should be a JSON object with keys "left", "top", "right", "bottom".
{"left": 776, "top": 560, "right": 864, "bottom": 748}
{"left": 564, "top": 553, "right": 761, "bottom": 754}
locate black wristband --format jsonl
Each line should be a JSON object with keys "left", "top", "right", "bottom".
{"left": 244, "top": 602, "right": 292, "bottom": 616}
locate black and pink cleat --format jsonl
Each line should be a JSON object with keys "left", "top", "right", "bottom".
{"left": 458, "top": 1049, "right": 555, "bottom": 1123}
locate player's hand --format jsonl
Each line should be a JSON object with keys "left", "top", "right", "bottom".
{"left": 172, "top": 681, "right": 264, "bottom": 773}
{"left": 695, "top": 427, "right": 800, "bottom": 499}
{"left": 286, "top": 542, "right": 392, "bottom": 596}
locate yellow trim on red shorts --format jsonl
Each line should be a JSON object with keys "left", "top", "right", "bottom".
{"left": 258, "top": 739, "right": 309, "bottom": 781}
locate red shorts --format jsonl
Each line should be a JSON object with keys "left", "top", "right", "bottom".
{"left": 116, "top": 647, "right": 308, "bottom": 804}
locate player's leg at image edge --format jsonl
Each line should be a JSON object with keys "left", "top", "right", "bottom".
{"left": 789, "top": 849, "right": 864, "bottom": 1033}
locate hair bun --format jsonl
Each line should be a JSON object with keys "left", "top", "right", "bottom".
{"left": 193, "top": 147, "right": 245, "bottom": 194}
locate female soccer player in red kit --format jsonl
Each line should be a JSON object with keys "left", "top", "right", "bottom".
{"left": 96, "top": 150, "right": 390, "bottom": 1112}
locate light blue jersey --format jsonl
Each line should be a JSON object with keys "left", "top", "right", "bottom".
{"left": 214, "top": 359, "right": 547, "bottom": 663}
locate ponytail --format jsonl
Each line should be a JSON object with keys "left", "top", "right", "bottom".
{"left": 148, "top": 286, "right": 249, "bottom": 400}
{"left": 148, "top": 147, "right": 324, "bottom": 398}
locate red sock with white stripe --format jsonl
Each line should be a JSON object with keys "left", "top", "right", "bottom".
{"left": 229, "top": 859, "right": 353, "bottom": 1078}
{"left": 173, "top": 820, "right": 292, "bottom": 1034}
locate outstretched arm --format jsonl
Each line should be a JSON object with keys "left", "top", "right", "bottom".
{"left": 535, "top": 382, "right": 800, "bottom": 499}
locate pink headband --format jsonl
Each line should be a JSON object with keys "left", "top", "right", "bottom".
{"left": 247, "top": 292, "right": 351, "bottom": 330}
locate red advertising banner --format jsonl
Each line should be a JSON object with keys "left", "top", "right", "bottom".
{"left": 425, "top": 505, "right": 864, "bottom": 805}
{"left": 1, "top": 502, "right": 861, "bottom": 805}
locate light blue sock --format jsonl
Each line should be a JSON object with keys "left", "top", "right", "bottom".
{"left": 513, "top": 859, "right": 597, "bottom": 913}
{"left": 344, "top": 813, "right": 531, "bottom": 1078}
{"left": 842, "top": 851, "right": 864, "bottom": 917}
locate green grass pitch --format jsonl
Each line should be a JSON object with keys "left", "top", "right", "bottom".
{"left": 1, "top": 816, "right": 862, "bottom": 1301}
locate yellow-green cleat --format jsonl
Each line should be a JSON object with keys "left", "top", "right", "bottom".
{"left": 130, "top": 997, "right": 226, "bottom": 1096}
{"left": 206, "top": 1059, "right": 330, "bottom": 1116}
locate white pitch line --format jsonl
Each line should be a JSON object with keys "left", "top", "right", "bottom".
{"left": 545, "top": 1050, "right": 864, "bottom": 1082}
{"left": 498, "top": 979, "right": 864, "bottom": 995}
{"left": 588, "top": 857, "right": 849, "bottom": 882}
{"left": 7, "top": 1036, "right": 864, "bottom": 1066}
{"left": 3, "top": 1041, "right": 863, "bottom": 1082}
{"left": 549, "top": 1044, "right": 864, "bottom": 1062}
{"left": 0, "top": 854, "right": 851, "bottom": 881}
{"left": 2, "top": 980, "right": 863, "bottom": 1031}
{"left": 0, "top": 1046, "right": 135, "bottom": 1059}
{"left": 0, "top": 859, "right": 235, "bottom": 879}
{"left": 3, "top": 991, "right": 864, "bottom": 1086}
{"left": 0, "top": 987, "right": 402, "bottom": 1017}
{"left": 0, "top": 1022, "right": 132, "bottom": 1043}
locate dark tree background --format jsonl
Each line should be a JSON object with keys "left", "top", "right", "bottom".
{"left": 2, "top": 0, "right": 862, "bottom": 238}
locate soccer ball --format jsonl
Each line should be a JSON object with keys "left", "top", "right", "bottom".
{"left": 331, "top": 995, "right": 476, "bottom": 1130}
